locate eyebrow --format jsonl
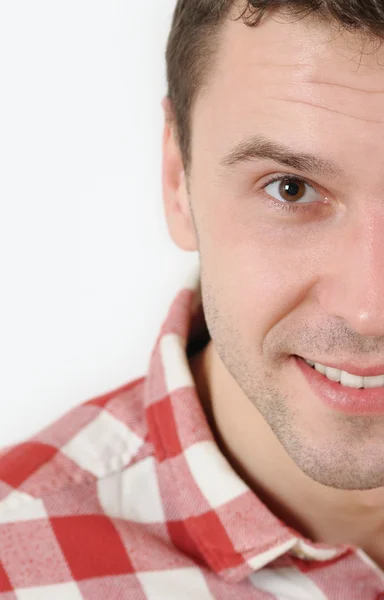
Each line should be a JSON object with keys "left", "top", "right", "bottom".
{"left": 219, "top": 134, "right": 344, "bottom": 179}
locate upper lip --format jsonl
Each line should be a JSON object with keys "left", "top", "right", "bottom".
{"left": 299, "top": 356, "right": 384, "bottom": 378}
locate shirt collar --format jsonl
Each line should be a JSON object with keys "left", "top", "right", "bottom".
{"left": 144, "top": 262, "right": 351, "bottom": 583}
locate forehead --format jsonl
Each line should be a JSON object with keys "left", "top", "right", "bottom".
{"left": 191, "top": 11, "right": 384, "bottom": 179}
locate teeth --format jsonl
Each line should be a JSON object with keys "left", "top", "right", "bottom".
{"left": 304, "top": 359, "right": 384, "bottom": 389}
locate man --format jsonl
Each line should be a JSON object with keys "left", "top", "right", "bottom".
{"left": 2, "top": 0, "right": 384, "bottom": 597}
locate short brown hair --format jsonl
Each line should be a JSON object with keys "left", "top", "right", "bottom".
{"left": 165, "top": 0, "right": 384, "bottom": 176}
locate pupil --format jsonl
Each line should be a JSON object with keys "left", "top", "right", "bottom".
{"left": 284, "top": 181, "right": 299, "bottom": 196}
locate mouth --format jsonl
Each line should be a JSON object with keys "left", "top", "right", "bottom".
{"left": 294, "top": 355, "right": 384, "bottom": 416}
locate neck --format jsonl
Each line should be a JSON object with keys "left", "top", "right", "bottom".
{"left": 189, "top": 341, "right": 384, "bottom": 565}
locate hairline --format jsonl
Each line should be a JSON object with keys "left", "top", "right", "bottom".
{"left": 177, "top": 5, "right": 381, "bottom": 183}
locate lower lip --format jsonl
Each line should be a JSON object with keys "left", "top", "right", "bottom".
{"left": 294, "top": 356, "right": 384, "bottom": 415}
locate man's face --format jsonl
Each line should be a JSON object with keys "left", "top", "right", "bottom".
{"left": 168, "top": 10, "right": 384, "bottom": 490}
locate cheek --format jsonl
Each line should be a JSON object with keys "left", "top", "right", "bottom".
{"left": 197, "top": 201, "right": 325, "bottom": 343}
{"left": 200, "top": 242, "right": 293, "bottom": 352}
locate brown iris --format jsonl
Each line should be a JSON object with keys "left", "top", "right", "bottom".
{"left": 278, "top": 178, "right": 306, "bottom": 203}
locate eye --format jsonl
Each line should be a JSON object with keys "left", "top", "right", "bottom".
{"left": 263, "top": 176, "right": 322, "bottom": 205}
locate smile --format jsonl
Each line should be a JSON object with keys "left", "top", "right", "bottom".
{"left": 304, "top": 359, "right": 384, "bottom": 390}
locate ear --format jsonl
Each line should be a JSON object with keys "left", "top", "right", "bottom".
{"left": 161, "top": 97, "right": 199, "bottom": 252}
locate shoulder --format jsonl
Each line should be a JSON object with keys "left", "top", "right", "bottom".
{"left": 0, "top": 375, "right": 152, "bottom": 515}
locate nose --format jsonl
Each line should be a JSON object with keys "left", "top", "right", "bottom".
{"left": 316, "top": 206, "right": 384, "bottom": 337}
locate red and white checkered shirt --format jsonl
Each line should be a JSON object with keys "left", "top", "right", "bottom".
{"left": 1, "top": 265, "right": 384, "bottom": 599}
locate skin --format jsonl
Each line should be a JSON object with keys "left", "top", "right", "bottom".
{"left": 162, "top": 5, "right": 384, "bottom": 566}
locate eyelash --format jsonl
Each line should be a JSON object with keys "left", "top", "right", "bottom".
{"left": 260, "top": 174, "right": 323, "bottom": 214}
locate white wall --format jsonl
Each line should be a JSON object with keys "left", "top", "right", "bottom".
{"left": 0, "top": 0, "right": 198, "bottom": 446}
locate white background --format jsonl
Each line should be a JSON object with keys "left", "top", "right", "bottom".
{"left": 0, "top": 0, "right": 198, "bottom": 446}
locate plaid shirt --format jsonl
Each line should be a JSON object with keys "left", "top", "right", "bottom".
{"left": 1, "top": 264, "right": 384, "bottom": 600}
